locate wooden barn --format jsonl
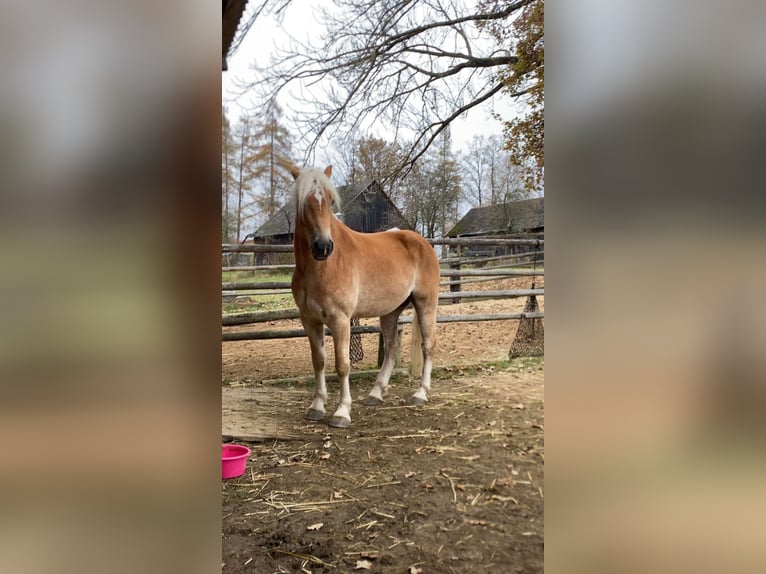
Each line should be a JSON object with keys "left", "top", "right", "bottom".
{"left": 245, "top": 180, "right": 410, "bottom": 264}
{"left": 446, "top": 197, "right": 544, "bottom": 259}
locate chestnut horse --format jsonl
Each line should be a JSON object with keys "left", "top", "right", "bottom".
{"left": 289, "top": 164, "right": 440, "bottom": 428}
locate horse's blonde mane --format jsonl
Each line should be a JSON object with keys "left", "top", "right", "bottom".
{"left": 293, "top": 167, "right": 341, "bottom": 215}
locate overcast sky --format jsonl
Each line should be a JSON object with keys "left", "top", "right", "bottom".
{"left": 222, "top": 0, "right": 519, "bottom": 157}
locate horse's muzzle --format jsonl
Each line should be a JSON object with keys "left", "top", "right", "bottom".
{"left": 311, "top": 238, "right": 334, "bottom": 260}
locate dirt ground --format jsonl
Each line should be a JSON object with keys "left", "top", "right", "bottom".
{"left": 222, "top": 365, "right": 543, "bottom": 573}
{"left": 222, "top": 277, "right": 543, "bottom": 573}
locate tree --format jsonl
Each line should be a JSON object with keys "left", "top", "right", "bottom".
{"left": 493, "top": 149, "right": 528, "bottom": 204}
{"left": 460, "top": 134, "right": 527, "bottom": 209}
{"left": 245, "top": 0, "right": 539, "bottom": 178}
{"left": 249, "top": 102, "right": 294, "bottom": 219}
{"left": 480, "top": 0, "right": 544, "bottom": 189}
{"left": 399, "top": 130, "right": 462, "bottom": 237}
{"left": 350, "top": 137, "right": 411, "bottom": 214}
{"left": 462, "top": 135, "right": 489, "bottom": 207}
{"left": 222, "top": 107, "right": 238, "bottom": 243}
{"left": 230, "top": 114, "right": 261, "bottom": 242}
{"left": 355, "top": 138, "right": 404, "bottom": 185}
{"left": 428, "top": 130, "right": 463, "bottom": 237}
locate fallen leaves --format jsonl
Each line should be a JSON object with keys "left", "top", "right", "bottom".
{"left": 408, "top": 567, "right": 424, "bottom": 574}
{"left": 307, "top": 523, "right": 324, "bottom": 531}
{"left": 354, "top": 559, "right": 373, "bottom": 570}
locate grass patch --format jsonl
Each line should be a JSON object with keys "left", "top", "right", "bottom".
{"left": 227, "top": 358, "right": 544, "bottom": 388}
{"left": 223, "top": 270, "right": 296, "bottom": 313}
{"left": 222, "top": 270, "right": 292, "bottom": 283}
{"left": 222, "top": 295, "right": 295, "bottom": 314}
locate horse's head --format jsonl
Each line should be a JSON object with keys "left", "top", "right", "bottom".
{"left": 290, "top": 164, "right": 341, "bottom": 261}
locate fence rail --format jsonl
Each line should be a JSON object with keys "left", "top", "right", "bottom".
{"left": 430, "top": 237, "right": 543, "bottom": 247}
{"left": 223, "top": 311, "right": 545, "bottom": 342}
{"left": 222, "top": 236, "right": 544, "bottom": 361}
{"left": 222, "top": 237, "right": 543, "bottom": 254}
{"left": 222, "top": 269, "right": 543, "bottom": 292}
{"left": 223, "top": 244, "right": 293, "bottom": 253}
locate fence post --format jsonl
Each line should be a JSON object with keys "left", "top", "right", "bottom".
{"left": 450, "top": 244, "right": 462, "bottom": 304}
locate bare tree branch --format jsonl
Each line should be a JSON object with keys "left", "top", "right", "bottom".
{"left": 239, "top": 0, "right": 534, "bottom": 176}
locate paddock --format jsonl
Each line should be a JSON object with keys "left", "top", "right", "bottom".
{"left": 222, "top": 362, "right": 543, "bottom": 573}
{"left": 222, "top": 237, "right": 544, "bottom": 573}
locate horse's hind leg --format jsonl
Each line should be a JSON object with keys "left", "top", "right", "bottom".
{"left": 409, "top": 295, "right": 437, "bottom": 406}
{"left": 364, "top": 308, "right": 403, "bottom": 406}
{"left": 303, "top": 318, "right": 327, "bottom": 421}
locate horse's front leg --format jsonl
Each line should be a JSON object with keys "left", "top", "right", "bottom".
{"left": 328, "top": 317, "right": 352, "bottom": 428}
{"left": 303, "top": 318, "right": 327, "bottom": 421}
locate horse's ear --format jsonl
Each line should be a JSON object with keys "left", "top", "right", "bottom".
{"left": 278, "top": 157, "right": 300, "bottom": 180}
{"left": 323, "top": 165, "right": 333, "bottom": 178}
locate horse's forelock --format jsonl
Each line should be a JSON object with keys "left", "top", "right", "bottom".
{"left": 294, "top": 167, "right": 340, "bottom": 215}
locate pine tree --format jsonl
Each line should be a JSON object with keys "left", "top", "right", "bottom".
{"left": 250, "top": 102, "right": 293, "bottom": 220}
{"left": 221, "top": 107, "right": 238, "bottom": 243}
{"left": 231, "top": 114, "right": 260, "bottom": 243}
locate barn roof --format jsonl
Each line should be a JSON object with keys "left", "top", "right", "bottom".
{"left": 447, "top": 197, "right": 544, "bottom": 237}
{"left": 251, "top": 203, "right": 295, "bottom": 239}
{"left": 222, "top": 0, "right": 249, "bottom": 71}
{"left": 251, "top": 180, "right": 409, "bottom": 239}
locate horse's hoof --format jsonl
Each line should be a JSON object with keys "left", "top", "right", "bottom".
{"left": 328, "top": 416, "right": 351, "bottom": 428}
{"left": 363, "top": 396, "right": 383, "bottom": 407}
{"left": 408, "top": 396, "right": 427, "bottom": 407}
{"left": 305, "top": 409, "right": 325, "bottom": 421}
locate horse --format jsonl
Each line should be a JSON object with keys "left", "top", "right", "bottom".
{"left": 288, "top": 164, "right": 441, "bottom": 428}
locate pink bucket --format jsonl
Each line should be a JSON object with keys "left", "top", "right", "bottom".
{"left": 222, "top": 444, "right": 251, "bottom": 479}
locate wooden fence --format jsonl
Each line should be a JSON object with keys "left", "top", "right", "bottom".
{"left": 222, "top": 237, "right": 543, "bottom": 364}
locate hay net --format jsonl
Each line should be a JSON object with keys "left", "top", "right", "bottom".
{"left": 350, "top": 317, "right": 364, "bottom": 364}
{"left": 509, "top": 293, "right": 544, "bottom": 358}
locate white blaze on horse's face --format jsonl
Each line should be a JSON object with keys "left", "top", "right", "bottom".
{"left": 291, "top": 164, "right": 338, "bottom": 261}
{"left": 304, "top": 183, "right": 335, "bottom": 260}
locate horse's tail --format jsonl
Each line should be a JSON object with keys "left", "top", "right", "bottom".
{"left": 410, "top": 309, "right": 424, "bottom": 377}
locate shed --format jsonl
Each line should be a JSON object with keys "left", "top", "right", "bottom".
{"left": 251, "top": 180, "right": 410, "bottom": 245}
{"left": 447, "top": 197, "right": 544, "bottom": 238}
{"left": 241, "top": 181, "right": 409, "bottom": 265}
{"left": 446, "top": 197, "right": 544, "bottom": 260}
